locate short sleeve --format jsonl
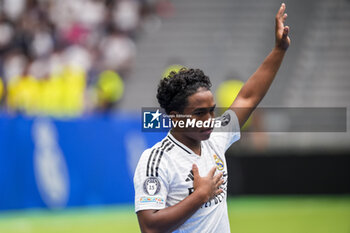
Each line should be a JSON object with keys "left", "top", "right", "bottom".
{"left": 134, "top": 148, "right": 169, "bottom": 213}
{"left": 209, "top": 109, "right": 241, "bottom": 155}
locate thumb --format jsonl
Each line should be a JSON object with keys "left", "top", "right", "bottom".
{"left": 282, "top": 26, "right": 289, "bottom": 39}
{"left": 192, "top": 164, "right": 199, "bottom": 178}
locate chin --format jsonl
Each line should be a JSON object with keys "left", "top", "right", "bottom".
{"left": 198, "top": 132, "right": 212, "bottom": 141}
{"left": 186, "top": 129, "right": 212, "bottom": 142}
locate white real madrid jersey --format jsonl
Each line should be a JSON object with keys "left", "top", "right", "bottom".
{"left": 134, "top": 109, "right": 241, "bottom": 233}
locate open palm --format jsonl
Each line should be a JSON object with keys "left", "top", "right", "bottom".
{"left": 275, "top": 3, "right": 290, "bottom": 50}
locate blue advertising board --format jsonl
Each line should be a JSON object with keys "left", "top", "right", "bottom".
{"left": 0, "top": 113, "right": 166, "bottom": 210}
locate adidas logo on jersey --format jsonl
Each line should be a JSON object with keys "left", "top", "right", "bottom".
{"left": 185, "top": 170, "right": 194, "bottom": 182}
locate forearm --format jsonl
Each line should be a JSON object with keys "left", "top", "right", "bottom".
{"left": 230, "top": 3, "right": 290, "bottom": 127}
{"left": 230, "top": 47, "right": 287, "bottom": 127}
{"left": 239, "top": 47, "right": 286, "bottom": 105}
{"left": 138, "top": 190, "right": 207, "bottom": 233}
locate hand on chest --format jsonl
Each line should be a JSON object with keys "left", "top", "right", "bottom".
{"left": 169, "top": 148, "right": 227, "bottom": 198}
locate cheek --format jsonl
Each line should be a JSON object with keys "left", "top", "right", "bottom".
{"left": 187, "top": 130, "right": 211, "bottom": 141}
{"left": 210, "top": 111, "right": 215, "bottom": 118}
{"left": 200, "top": 112, "right": 215, "bottom": 121}
{"left": 190, "top": 117, "right": 204, "bottom": 131}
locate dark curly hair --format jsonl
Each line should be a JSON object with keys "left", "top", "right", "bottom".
{"left": 157, "top": 68, "right": 212, "bottom": 114}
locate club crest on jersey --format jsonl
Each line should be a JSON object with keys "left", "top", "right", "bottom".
{"left": 218, "top": 112, "right": 231, "bottom": 126}
{"left": 143, "top": 177, "right": 161, "bottom": 196}
{"left": 213, "top": 154, "right": 224, "bottom": 171}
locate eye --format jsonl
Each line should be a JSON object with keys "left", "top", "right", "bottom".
{"left": 194, "top": 111, "right": 205, "bottom": 116}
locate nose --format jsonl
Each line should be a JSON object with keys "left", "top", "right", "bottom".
{"left": 205, "top": 111, "right": 214, "bottom": 121}
{"left": 202, "top": 112, "right": 215, "bottom": 125}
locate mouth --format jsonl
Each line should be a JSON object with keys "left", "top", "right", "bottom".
{"left": 200, "top": 128, "right": 213, "bottom": 135}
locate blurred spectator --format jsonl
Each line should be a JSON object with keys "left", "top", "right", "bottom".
{"left": 0, "top": 77, "right": 4, "bottom": 104}
{"left": 95, "top": 70, "right": 125, "bottom": 112}
{"left": 0, "top": 0, "right": 174, "bottom": 116}
{"left": 99, "top": 32, "right": 136, "bottom": 75}
{"left": 112, "top": 0, "right": 140, "bottom": 33}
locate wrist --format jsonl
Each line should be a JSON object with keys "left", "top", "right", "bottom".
{"left": 193, "top": 188, "right": 210, "bottom": 204}
{"left": 272, "top": 46, "right": 287, "bottom": 55}
{"left": 274, "top": 44, "right": 288, "bottom": 52}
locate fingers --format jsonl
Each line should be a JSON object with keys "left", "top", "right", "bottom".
{"left": 207, "top": 166, "right": 217, "bottom": 177}
{"left": 275, "top": 4, "right": 286, "bottom": 34}
{"left": 206, "top": 166, "right": 224, "bottom": 185}
{"left": 192, "top": 164, "right": 199, "bottom": 177}
{"left": 276, "top": 3, "right": 284, "bottom": 19}
{"left": 215, "top": 178, "right": 224, "bottom": 193}
{"left": 194, "top": 164, "right": 222, "bottom": 181}
{"left": 282, "top": 26, "right": 289, "bottom": 39}
{"left": 215, "top": 189, "right": 223, "bottom": 196}
{"left": 214, "top": 176, "right": 224, "bottom": 197}
{"left": 213, "top": 171, "right": 223, "bottom": 183}
{"left": 279, "top": 3, "right": 286, "bottom": 17}
{"left": 214, "top": 171, "right": 224, "bottom": 192}
{"left": 276, "top": 3, "right": 287, "bottom": 23}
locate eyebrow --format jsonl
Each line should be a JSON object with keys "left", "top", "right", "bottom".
{"left": 192, "top": 104, "right": 216, "bottom": 112}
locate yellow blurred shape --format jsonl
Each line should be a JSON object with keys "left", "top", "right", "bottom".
{"left": 216, "top": 79, "right": 251, "bottom": 129}
{"left": 6, "top": 65, "right": 87, "bottom": 118}
{"left": 0, "top": 78, "right": 3, "bottom": 101}
{"left": 162, "top": 64, "right": 184, "bottom": 79}
{"left": 97, "top": 70, "right": 124, "bottom": 103}
{"left": 216, "top": 80, "right": 244, "bottom": 108}
{"left": 61, "top": 66, "right": 86, "bottom": 117}
{"left": 7, "top": 75, "right": 40, "bottom": 115}
{"left": 38, "top": 65, "right": 86, "bottom": 117}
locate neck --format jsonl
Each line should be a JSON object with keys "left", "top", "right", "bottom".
{"left": 170, "top": 130, "right": 201, "bottom": 155}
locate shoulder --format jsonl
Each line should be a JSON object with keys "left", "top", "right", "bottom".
{"left": 216, "top": 109, "right": 237, "bottom": 128}
{"left": 141, "top": 136, "right": 176, "bottom": 160}
{"left": 207, "top": 109, "right": 241, "bottom": 154}
{"left": 135, "top": 136, "right": 176, "bottom": 178}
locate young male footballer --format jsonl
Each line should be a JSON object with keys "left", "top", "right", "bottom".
{"left": 134, "top": 3, "right": 290, "bottom": 233}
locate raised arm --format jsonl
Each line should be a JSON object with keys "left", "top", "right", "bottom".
{"left": 137, "top": 165, "right": 223, "bottom": 233}
{"left": 230, "top": 3, "right": 290, "bottom": 127}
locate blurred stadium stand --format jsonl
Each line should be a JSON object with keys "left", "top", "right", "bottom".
{"left": 277, "top": 0, "right": 350, "bottom": 150}
{"left": 121, "top": 0, "right": 281, "bottom": 109}
{"left": 0, "top": 0, "right": 169, "bottom": 115}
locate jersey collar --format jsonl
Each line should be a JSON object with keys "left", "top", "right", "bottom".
{"left": 167, "top": 132, "right": 199, "bottom": 155}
